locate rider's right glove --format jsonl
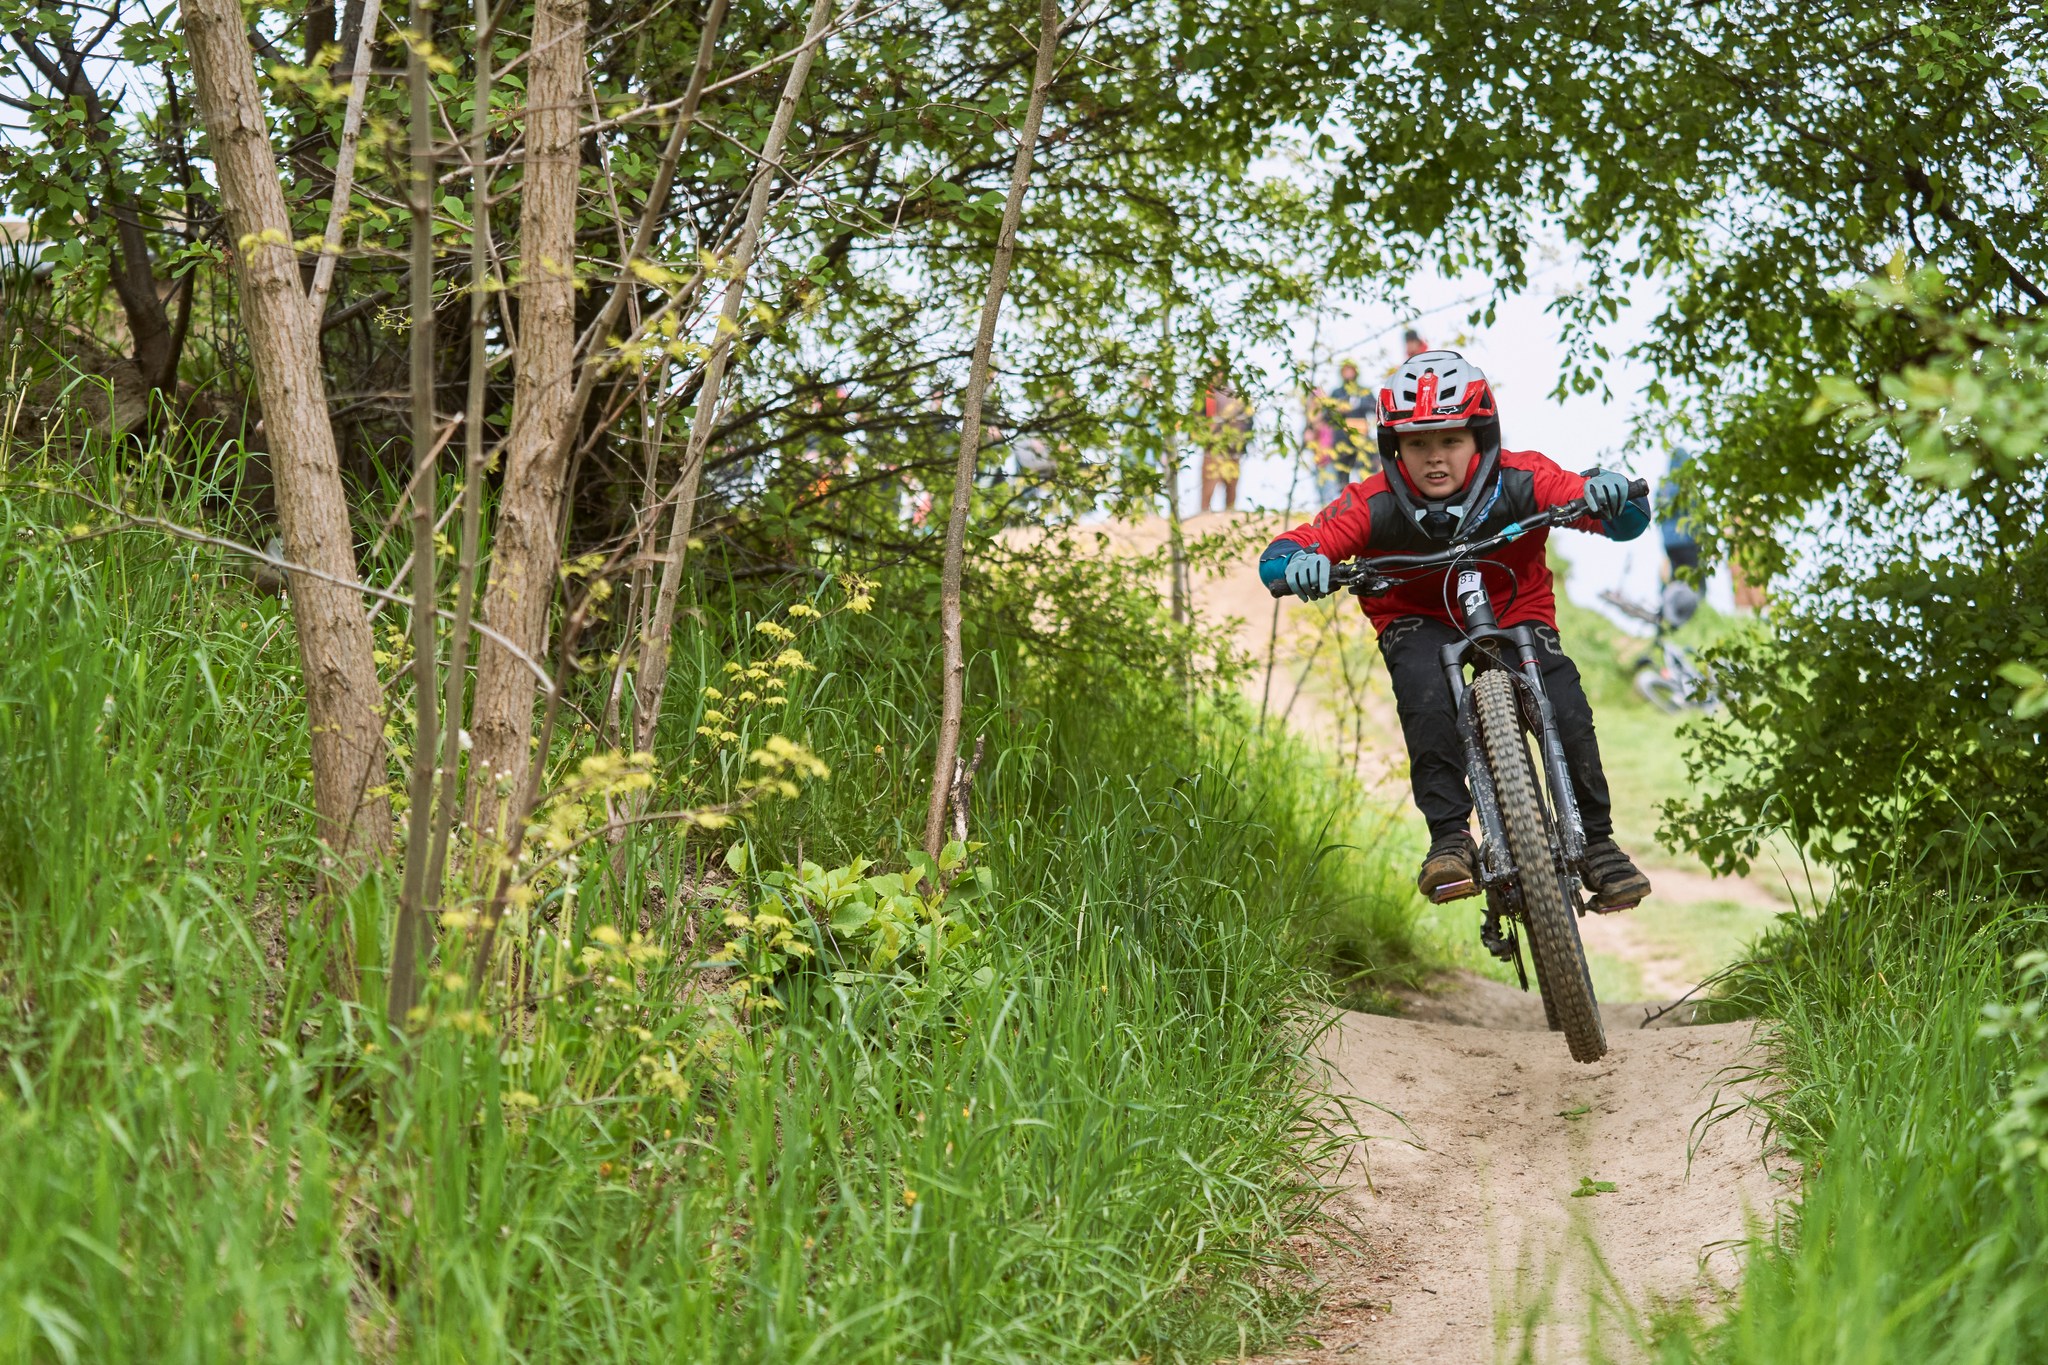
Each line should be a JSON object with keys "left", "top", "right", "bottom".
{"left": 1283, "top": 550, "right": 1332, "bottom": 601}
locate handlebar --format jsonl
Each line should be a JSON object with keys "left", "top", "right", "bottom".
{"left": 1271, "top": 478, "right": 1649, "bottom": 600}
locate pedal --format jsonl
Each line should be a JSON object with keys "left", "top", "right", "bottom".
{"left": 1589, "top": 898, "right": 1640, "bottom": 914}
{"left": 1427, "top": 878, "right": 1479, "bottom": 904}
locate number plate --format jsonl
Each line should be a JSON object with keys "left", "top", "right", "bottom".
{"left": 1458, "top": 569, "right": 1491, "bottom": 616}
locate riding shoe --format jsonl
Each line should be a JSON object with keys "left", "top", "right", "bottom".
{"left": 1582, "top": 838, "right": 1652, "bottom": 910}
{"left": 1418, "top": 830, "right": 1479, "bottom": 902}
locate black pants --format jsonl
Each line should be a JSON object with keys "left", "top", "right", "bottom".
{"left": 1377, "top": 616, "right": 1615, "bottom": 843}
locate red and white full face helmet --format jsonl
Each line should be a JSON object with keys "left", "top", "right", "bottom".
{"left": 1376, "top": 349, "right": 1504, "bottom": 541}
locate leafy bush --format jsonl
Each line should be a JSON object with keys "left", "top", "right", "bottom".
{"left": 1664, "top": 537, "right": 2048, "bottom": 886}
{"left": 1668, "top": 268, "right": 2048, "bottom": 892}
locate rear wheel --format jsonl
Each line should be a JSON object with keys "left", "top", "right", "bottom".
{"left": 1473, "top": 670, "right": 1607, "bottom": 1062}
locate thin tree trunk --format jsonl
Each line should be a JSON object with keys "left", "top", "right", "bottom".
{"left": 631, "top": 0, "right": 834, "bottom": 756}
{"left": 388, "top": 0, "right": 441, "bottom": 1033}
{"left": 32, "top": 54, "right": 180, "bottom": 393}
{"left": 1160, "top": 297, "right": 1188, "bottom": 629}
{"left": 1258, "top": 423, "right": 1305, "bottom": 731}
{"left": 466, "top": 0, "right": 589, "bottom": 827}
{"left": 922, "top": 0, "right": 1063, "bottom": 860}
{"left": 106, "top": 199, "right": 180, "bottom": 394}
{"left": 426, "top": 0, "right": 496, "bottom": 909}
{"left": 308, "top": 0, "right": 384, "bottom": 313}
{"left": 183, "top": 0, "right": 394, "bottom": 873}
{"left": 562, "top": 0, "right": 728, "bottom": 445}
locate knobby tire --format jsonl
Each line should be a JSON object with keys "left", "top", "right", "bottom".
{"left": 1473, "top": 670, "right": 1607, "bottom": 1062}
{"left": 1528, "top": 918, "right": 1562, "bottom": 1033}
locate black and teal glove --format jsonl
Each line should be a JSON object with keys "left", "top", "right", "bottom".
{"left": 1584, "top": 470, "right": 1632, "bottom": 520}
{"left": 1282, "top": 550, "right": 1331, "bottom": 600}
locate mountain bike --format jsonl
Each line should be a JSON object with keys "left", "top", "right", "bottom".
{"left": 1287, "top": 481, "right": 1647, "bottom": 1063}
{"left": 1599, "top": 584, "right": 1718, "bottom": 714}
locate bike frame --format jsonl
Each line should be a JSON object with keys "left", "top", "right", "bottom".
{"left": 1439, "top": 566, "right": 1587, "bottom": 890}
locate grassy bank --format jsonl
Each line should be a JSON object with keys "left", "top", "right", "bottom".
{"left": 0, "top": 480, "right": 1418, "bottom": 1362}
{"left": 1654, "top": 848, "right": 2048, "bottom": 1361}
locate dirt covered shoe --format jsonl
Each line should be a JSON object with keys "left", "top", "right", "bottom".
{"left": 1418, "top": 830, "right": 1479, "bottom": 903}
{"left": 1582, "top": 838, "right": 1652, "bottom": 910}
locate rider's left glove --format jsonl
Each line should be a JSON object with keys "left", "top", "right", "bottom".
{"left": 1283, "top": 550, "right": 1332, "bottom": 601}
{"left": 1583, "top": 471, "right": 1631, "bottom": 521}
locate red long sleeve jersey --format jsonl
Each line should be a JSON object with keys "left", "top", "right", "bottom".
{"left": 1267, "top": 449, "right": 1608, "bottom": 633}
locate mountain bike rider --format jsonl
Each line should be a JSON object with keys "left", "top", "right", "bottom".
{"left": 1256, "top": 350, "right": 1656, "bottom": 910}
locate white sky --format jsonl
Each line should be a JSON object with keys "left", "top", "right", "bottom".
{"left": 1185, "top": 259, "right": 1738, "bottom": 627}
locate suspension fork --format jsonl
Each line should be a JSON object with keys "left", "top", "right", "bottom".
{"left": 1443, "top": 655, "right": 1514, "bottom": 884}
{"left": 1503, "top": 626, "right": 1587, "bottom": 867}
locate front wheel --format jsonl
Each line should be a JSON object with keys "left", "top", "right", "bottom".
{"left": 1634, "top": 667, "right": 1688, "bottom": 713}
{"left": 1473, "top": 670, "right": 1607, "bottom": 1062}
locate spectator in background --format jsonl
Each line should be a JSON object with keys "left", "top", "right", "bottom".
{"left": 1198, "top": 360, "right": 1251, "bottom": 513}
{"left": 1657, "top": 446, "right": 1701, "bottom": 577}
{"left": 1658, "top": 445, "right": 1770, "bottom": 611}
{"left": 1327, "top": 357, "right": 1379, "bottom": 477}
{"left": 1303, "top": 385, "right": 1343, "bottom": 504}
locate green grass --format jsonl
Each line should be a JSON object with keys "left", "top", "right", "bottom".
{"left": 0, "top": 475, "right": 1422, "bottom": 1363}
{"left": 1631, "top": 841, "right": 2048, "bottom": 1361}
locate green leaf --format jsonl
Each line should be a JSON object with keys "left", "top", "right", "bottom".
{"left": 1902, "top": 447, "right": 1974, "bottom": 490}
{"left": 724, "top": 842, "right": 748, "bottom": 876}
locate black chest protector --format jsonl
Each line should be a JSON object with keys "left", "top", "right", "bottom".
{"left": 1364, "top": 466, "right": 1544, "bottom": 554}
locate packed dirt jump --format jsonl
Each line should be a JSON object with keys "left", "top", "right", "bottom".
{"left": 1290, "top": 997, "right": 1782, "bottom": 1362}
{"left": 1103, "top": 511, "right": 1790, "bottom": 1362}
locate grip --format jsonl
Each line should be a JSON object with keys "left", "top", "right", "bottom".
{"left": 1628, "top": 477, "right": 1650, "bottom": 500}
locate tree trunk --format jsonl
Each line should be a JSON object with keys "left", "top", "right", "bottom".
{"left": 387, "top": 0, "right": 441, "bottom": 1033}
{"left": 105, "top": 200, "right": 180, "bottom": 394}
{"left": 426, "top": 0, "right": 496, "bottom": 910}
{"left": 466, "top": 0, "right": 589, "bottom": 825}
{"left": 1159, "top": 298, "right": 1189, "bottom": 629}
{"left": 921, "top": 0, "right": 1063, "bottom": 860}
{"left": 182, "top": 0, "right": 394, "bottom": 871}
{"left": 631, "top": 0, "right": 835, "bottom": 756}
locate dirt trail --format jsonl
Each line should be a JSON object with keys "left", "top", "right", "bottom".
{"left": 1282, "top": 1007, "right": 1782, "bottom": 1363}
{"left": 1087, "top": 514, "right": 1790, "bottom": 1360}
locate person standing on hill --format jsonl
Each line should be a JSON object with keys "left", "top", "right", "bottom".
{"left": 1198, "top": 361, "right": 1252, "bottom": 513}
{"left": 1657, "top": 446, "right": 1701, "bottom": 577}
{"left": 1255, "top": 349, "right": 1655, "bottom": 909}
{"left": 1304, "top": 385, "right": 1344, "bottom": 504}
{"left": 1327, "top": 357, "right": 1380, "bottom": 479}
